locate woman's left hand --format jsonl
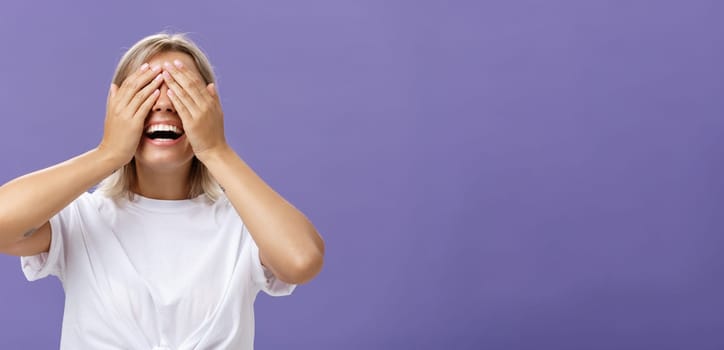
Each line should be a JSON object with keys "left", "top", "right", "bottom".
{"left": 162, "top": 60, "right": 228, "bottom": 159}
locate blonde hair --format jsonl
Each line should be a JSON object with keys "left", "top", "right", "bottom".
{"left": 95, "top": 32, "right": 223, "bottom": 201}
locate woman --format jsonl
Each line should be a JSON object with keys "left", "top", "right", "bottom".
{"left": 0, "top": 32, "right": 325, "bottom": 349}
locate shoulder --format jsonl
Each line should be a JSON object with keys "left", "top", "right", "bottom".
{"left": 208, "top": 192, "right": 248, "bottom": 226}
{"left": 86, "top": 190, "right": 115, "bottom": 211}
{"left": 58, "top": 191, "right": 102, "bottom": 216}
{"left": 68, "top": 191, "right": 126, "bottom": 222}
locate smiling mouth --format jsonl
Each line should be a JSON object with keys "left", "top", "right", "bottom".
{"left": 147, "top": 130, "right": 182, "bottom": 140}
{"left": 145, "top": 124, "right": 184, "bottom": 141}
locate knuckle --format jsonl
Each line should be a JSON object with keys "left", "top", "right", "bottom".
{"left": 127, "top": 95, "right": 141, "bottom": 108}
{"left": 141, "top": 83, "right": 155, "bottom": 94}
{"left": 129, "top": 78, "right": 142, "bottom": 89}
{"left": 135, "top": 92, "right": 148, "bottom": 104}
{"left": 138, "top": 96, "right": 150, "bottom": 106}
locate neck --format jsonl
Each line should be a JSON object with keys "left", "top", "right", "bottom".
{"left": 132, "top": 160, "right": 193, "bottom": 200}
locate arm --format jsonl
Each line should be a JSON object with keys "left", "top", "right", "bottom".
{"left": 161, "top": 60, "right": 325, "bottom": 285}
{"left": 0, "top": 62, "right": 164, "bottom": 256}
{"left": 0, "top": 149, "right": 121, "bottom": 255}
{"left": 200, "top": 146, "right": 325, "bottom": 285}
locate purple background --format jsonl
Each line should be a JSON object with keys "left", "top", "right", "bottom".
{"left": 1, "top": 0, "right": 723, "bottom": 349}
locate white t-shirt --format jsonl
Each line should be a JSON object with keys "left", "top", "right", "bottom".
{"left": 20, "top": 191, "right": 295, "bottom": 350}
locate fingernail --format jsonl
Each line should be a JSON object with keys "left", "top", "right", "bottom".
{"left": 153, "top": 89, "right": 160, "bottom": 96}
{"left": 164, "top": 61, "right": 172, "bottom": 68}
{"left": 140, "top": 63, "right": 149, "bottom": 71}
{"left": 163, "top": 71, "right": 171, "bottom": 79}
{"left": 151, "top": 65, "right": 161, "bottom": 72}
{"left": 155, "top": 73, "right": 163, "bottom": 81}
{"left": 167, "top": 88, "right": 174, "bottom": 97}
{"left": 173, "top": 60, "right": 183, "bottom": 68}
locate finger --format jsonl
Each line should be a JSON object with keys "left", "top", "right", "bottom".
{"left": 206, "top": 83, "right": 223, "bottom": 113}
{"left": 163, "top": 60, "right": 209, "bottom": 107}
{"left": 116, "top": 63, "right": 150, "bottom": 104}
{"left": 162, "top": 70, "right": 199, "bottom": 116}
{"left": 206, "top": 83, "right": 218, "bottom": 100}
{"left": 107, "top": 84, "right": 118, "bottom": 110}
{"left": 118, "top": 63, "right": 161, "bottom": 107}
{"left": 132, "top": 88, "right": 161, "bottom": 121}
{"left": 109, "top": 84, "right": 118, "bottom": 99}
{"left": 166, "top": 87, "right": 194, "bottom": 123}
{"left": 117, "top": 63, "right": 162, "bottom": 108}
{"left": 127, "top": 73, "right": 164, "bottom": 118}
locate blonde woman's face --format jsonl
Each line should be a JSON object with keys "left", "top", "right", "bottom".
{"left": 134, "top": 51, "right": 202, "bottom": 172}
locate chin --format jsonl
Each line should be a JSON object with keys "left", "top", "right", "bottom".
{"left": 135, "top": 139, "right": 194, "bottom": 170}
{"left": 135, "top": 152, "right": 195, "bottom": 172}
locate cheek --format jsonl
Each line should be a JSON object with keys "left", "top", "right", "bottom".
{"left": 182, "top": 139, "right": 195, "bottom": 154}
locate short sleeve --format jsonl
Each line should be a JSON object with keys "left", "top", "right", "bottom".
{"left": 20, "top": 193, "right": 88, "bottom": 281}
{"left": 245, "top": 225, "right": 296, "bottom": 297}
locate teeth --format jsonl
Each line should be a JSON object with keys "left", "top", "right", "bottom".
{"left": 145, "top": 124, "right": 182, "bottom": 134}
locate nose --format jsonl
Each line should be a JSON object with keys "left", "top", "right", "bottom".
{"left": 152, "top": 83, "right": 176, "bottom": 113}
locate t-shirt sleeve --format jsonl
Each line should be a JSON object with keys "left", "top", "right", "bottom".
{"left": 244, "top": 225, "right": 296, "bottom": 297}
{"left": 20, "top": 193, "right": 88, "bottom": 281}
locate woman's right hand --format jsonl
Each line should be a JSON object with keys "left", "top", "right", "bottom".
{"left": 98, "top": 63, "right": 164, "bottom": 165}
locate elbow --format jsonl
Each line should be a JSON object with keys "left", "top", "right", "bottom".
{"left": 0, "top": 235, "right": 17, "bottom": 255}
{"left": 0, "top": 215, "right": 14, "bottom": 250}
{"left": 278, "top": 243, "right": 325, "bottom": 285}
{"left": 280, "top": 254, "right": 324, "bottom": 285}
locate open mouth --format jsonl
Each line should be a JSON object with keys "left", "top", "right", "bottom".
{"left": 145, "top": 124, "right": 184, "bottom": 141}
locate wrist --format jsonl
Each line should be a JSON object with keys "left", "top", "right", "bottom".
{"left": 195, "top": 143, "right": 233, "bottom": 165}
{"left": 93, "top": 145, "right": 131, "bottom": 170}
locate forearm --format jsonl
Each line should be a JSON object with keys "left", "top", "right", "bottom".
{"left": 198, "top": 145, "right": 324, "bottom": 284}
{"left": 0, "top": 148, "right": 121, "bottom": 246}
